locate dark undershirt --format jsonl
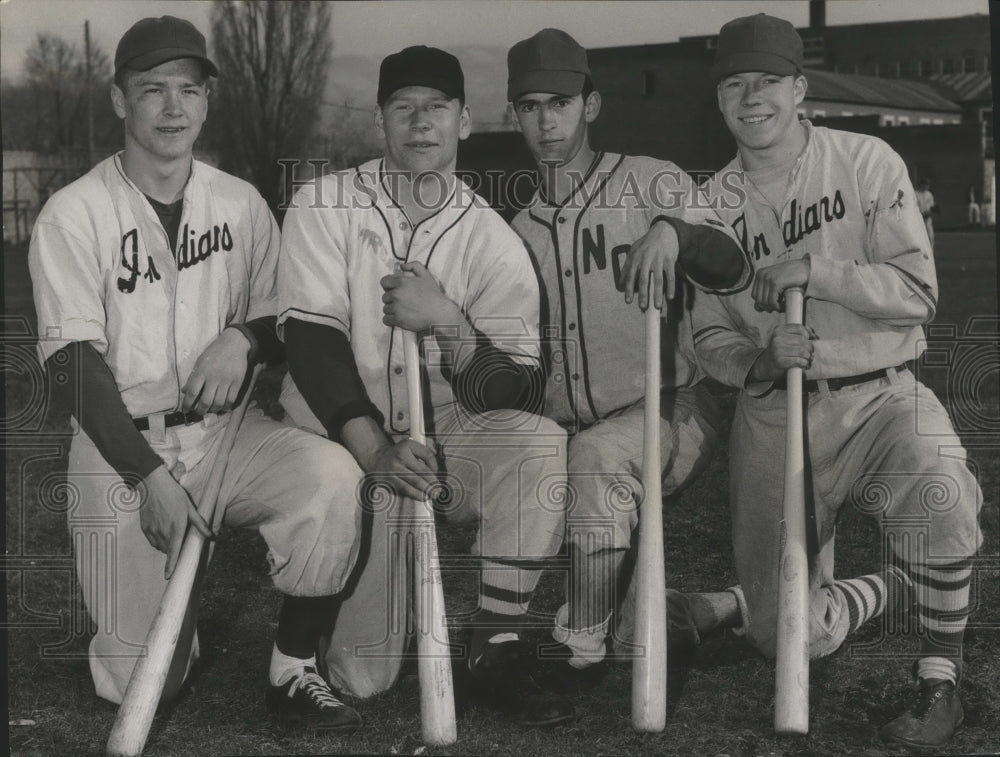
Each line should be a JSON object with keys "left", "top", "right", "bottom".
{"left": 284, "top": 318, "right": 543, "bottom": 443}
{"left": 145, "top": 194, "right": 184, "bottom": 254}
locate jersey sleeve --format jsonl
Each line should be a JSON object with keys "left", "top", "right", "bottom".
{"left": 245, "top": 188, "right": 282, "bottom": 322}
{"left": 277, "top": 178, "right": 352, "bottom": 338}
{"left": 806, "top": 142, "right": 937, "bottom": 326}
{"left": 29, "top": 209, "right": 109, "bottom": 365}
{"left": 647, "top": 165, "right": 752, "bottom": 294}
{"left": 691, "top": 288, "right": 766, "bottom": 391}
{"left": 461, "top": 221, "right": 541, "bottom": 367}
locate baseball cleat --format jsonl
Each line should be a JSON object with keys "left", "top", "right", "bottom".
{"left": 879, "top": 677, "right": 964, "bottom": 748}
{"left": 468, "top": 639, "right": 575, "bottom": 726}
{"left": 266, "top": 666, "right": 362, "bottom": 732}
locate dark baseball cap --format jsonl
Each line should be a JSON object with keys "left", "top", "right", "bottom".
{"left": 711, "top": 13, "right": 803, "bottom": 82}
{"left": 115, "top": 16, "right": 218, "bottom": 77}
{"left": 377, "top": 46, "right": 465, "bottom": 105}
{"left": 507, "top": 28, "right": 590, "bottom": 102}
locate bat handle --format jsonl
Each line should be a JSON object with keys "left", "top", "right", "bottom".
{"left": 774, "top": 286, "right": 809, "bottom": 734}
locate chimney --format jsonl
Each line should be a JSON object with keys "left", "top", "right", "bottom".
{"left": 809, "top": 0, "right": 826, "bottom": 29}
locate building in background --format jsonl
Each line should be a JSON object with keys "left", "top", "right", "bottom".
{"left": 464, "top": 2, "right": 993, "bottom": 227}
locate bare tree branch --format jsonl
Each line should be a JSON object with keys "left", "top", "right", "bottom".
{"left": 208, "top": 0, "right": 332, "bottom": 218}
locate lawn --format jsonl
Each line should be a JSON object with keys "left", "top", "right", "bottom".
{"left": 4, "top": 231, "right": 999, "bottom": 756}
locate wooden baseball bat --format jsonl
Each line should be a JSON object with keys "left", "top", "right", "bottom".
{"left": 632, "top": 276, "right": 667, "bottom": 732}
{"left": 403, "top": 330, "right": 457, "bottom": 746}
{"left": 106, "top": 365, "right": 262, "bottom": 757}
{"left": 774, "top": 286, "right": 809, "bottom": 734}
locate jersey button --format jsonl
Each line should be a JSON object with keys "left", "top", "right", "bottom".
{"left": 394, "top": 366, "right": 403, "bottom": 375}
{"left": 396, "top": 411, "right": 405, "bottom": 421}
{"left": 568, "top": 323, "right": 576, "bottom": 331}
{"left": 564, "top": 269, "right": 572, "bottom": 277}
{"left": 571, "top": 373, "right": 580, "bottom": 380}
{"left": 557, "top": 217, "right": 566, "bottom": 224}
{"left": 399, "top": 222, "right": 408, "bottom": 230}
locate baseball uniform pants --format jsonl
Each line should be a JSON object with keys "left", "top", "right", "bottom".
{"left": 280, "top": 396, "right": 568, "bottom": 697}
{"left": 67, "top": 408, "right": 363, "bottom": 704}
{"left": 729, "top": 366, "right": 982, "bottom": 658}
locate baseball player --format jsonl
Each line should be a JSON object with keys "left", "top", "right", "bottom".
{"left": 692, "top": 14, "right": 982, "bottom": 748}
{"left": 504, "top": 28, "right": 751, "bottom": 685}
{"left": 277, "top": 45, "right": 573, "bottom": 726}
{"left": 29, "top": 16, "right": 362, "bottom": 731}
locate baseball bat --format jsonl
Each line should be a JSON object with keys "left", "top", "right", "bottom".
{"left": 403, "top": 330, "right": 457, "bottom": 746}
{"left": 632, "top": 275, "right": 667, "bottom": 732}
{"left": 774, "top": 286, "right": 809, "bottom": 734}
{"left": 106, "top": 365, "right": 262, "bottom": 757}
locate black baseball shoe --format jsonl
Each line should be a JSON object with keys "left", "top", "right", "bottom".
{"left": 468, "top": 639, "right": 575, "bottom": 727}
{"left": 879, "top": 677, "right": 964, "bottom": 748}
{"left": 266, "top": 666, "right": 362, "bottom": 732}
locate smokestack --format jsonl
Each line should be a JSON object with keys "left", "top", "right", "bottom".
{"left": 809, "top": 0, "right": 826, "bottom": 29}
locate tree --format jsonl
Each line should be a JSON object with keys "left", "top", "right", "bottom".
{"left": 7, "top": 32, "right": 115, "bottom": 156}
{"left": 209, "top": 1, "right": 332, "bottom": 218}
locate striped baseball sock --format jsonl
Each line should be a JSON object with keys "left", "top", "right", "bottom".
{"left": 912, "top": 559, "right": 972, "bottom": 684}
{"left": 470, "top": 559, "right": 542, "bottom": 660}
{"left": 833, "top": 569, "right": 904, "bottom": 633}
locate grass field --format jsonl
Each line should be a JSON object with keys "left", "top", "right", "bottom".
{"left": 4, "top": 231, "right": 999, "bottom": 756}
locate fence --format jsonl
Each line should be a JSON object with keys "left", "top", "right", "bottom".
{"left": 3, "top": 153, "right": 85, "bottom": 245}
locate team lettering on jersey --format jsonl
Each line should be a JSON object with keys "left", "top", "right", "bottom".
{"left": 176, "top": 221, "right": 233, "bottom": 270}
{"left": 116, "top": 222, "right": 234, "bottom": 293}
{"left": 116, "top": 228, "right": 160, "bottom": 293}
{"left": 731, "top": 188, "right": 847, "bottom": 260}
{"left": 581, "top": 224, "right": 631, "bottom": 280}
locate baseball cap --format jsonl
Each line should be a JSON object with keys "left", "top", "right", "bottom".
{"left": 711, "top": 13, "right": 803, "bottom": 82}
{"left": 115, "top": 16, "right": 218, "bottom": 77}
{"left": 377, "top": 46, "right": 465, "bottom": 105}
{"left": 507, "top": 28, "right": 590, "bottom": 102}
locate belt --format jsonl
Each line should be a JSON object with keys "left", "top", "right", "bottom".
{"left": 133, "top": 410, "right": 205, "bottom": 431}
{"left": 776, "top": 362, "right": 911, "bottom": 393}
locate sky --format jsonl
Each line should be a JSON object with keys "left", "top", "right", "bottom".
{"left": 0, "top": 0, "right": 991, "bottom": 81}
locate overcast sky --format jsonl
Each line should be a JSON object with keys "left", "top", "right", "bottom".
{"left": 0, "top": 0, "right": 991, "bottom": 81}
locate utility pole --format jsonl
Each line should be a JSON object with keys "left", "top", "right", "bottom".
{"left": 84, "top": 20, "right": 95, "bottom": 167}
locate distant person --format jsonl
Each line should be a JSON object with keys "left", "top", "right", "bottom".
{"left": 29, "top": 15, "right": 362, "bottom": 732}
{"left": 916, "top": 178, "right": 936, "bottom": 246}
{"left": 967, "top": 185, "right": 982, "bottom": 228}
{"left": 693, "top": 13, "right": 982, "bottom": 749}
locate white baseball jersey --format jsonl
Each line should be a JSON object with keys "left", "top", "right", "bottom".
{"left": 693, "top": 121, "right": 937, "bottom": 386}
{"left": 277, "top": 158, "right": 541, "bottom": 435}
{"left": 30, "top": 153, "right": 280, "bottom": 416}
{"left": 511, "top": 152, "right": 748, "bottom": 427}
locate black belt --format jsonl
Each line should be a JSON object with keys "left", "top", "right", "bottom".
{"left": 133, "top": 411, "right": 205, "bottom": 431}
{"left": 776, "top": 362, "right": 911, "bottom": 393}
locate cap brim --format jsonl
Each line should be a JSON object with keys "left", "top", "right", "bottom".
{"left": 712, "top": 52, "right": 799, "bottom": 81}
{"left": 508, "top": 70, "right": 586, "bottom": 102}
{"left": 119, "top": 48, "right": 219, "bottom": 77}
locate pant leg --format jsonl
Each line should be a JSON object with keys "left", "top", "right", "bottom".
{"left": 68, "top": 421, "right": 198, "bottom": 705}
{"left": 729, "top": 390, "right": 847, "bottom": 659}
{"left": 433, "top": 404, "right": 567, "bottom": 563}
{"left": 567, "top": 384, "right": 721, "bottom": 555}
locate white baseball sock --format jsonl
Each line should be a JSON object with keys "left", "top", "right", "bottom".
{"left": 269, "top": 643, "right": 316, "bottom": 687}
{"left": 552, "top": 603, "right": 610, "bottom": 669}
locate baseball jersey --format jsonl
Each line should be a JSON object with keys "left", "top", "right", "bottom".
{"left": 511, "top": 152, "right": 749, "bottom": 427}
{"left": 29, "top": 154, "right": 280, "bottom": 417}
{"left": 277, "top": 158, "right": 541, "bottom": 435}
{"left": 693, "top": 122, "right": 937, "bottom": 388}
